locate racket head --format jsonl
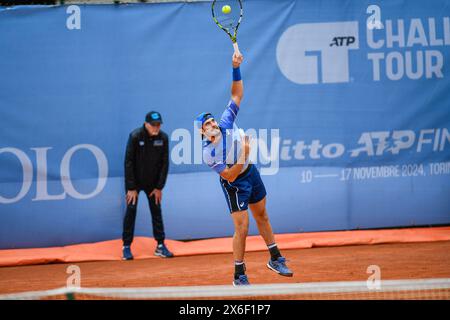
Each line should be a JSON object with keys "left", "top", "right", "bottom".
{"left": 211, "top": 0, "right": 243, "bottom": 43}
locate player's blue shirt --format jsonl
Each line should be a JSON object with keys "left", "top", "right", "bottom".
{"left": 202, "top": 100, "right": 249, "bottom": 175}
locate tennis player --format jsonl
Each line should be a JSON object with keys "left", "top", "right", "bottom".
{"left": 195, "top": 53, "right": 293, "bottom": 286}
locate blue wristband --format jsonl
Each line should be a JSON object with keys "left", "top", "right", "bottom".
{"left": 233, "top": 67, "right": 242, "bottom": 81}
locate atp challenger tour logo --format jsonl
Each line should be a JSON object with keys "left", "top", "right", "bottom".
{"left": 277, "top": 15, "right": 450, "bottom": 84}
{"left": 277, "top": 21, "right": 359, "bottom": 84}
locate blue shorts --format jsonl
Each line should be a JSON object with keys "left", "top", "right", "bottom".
{"left": 220, "top": 164, "right": 267, "bottom": 213}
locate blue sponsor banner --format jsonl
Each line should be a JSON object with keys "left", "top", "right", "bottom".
{"left": 0, "top": 0, "right": 449, "bottom": 249}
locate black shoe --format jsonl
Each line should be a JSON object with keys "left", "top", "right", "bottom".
{"left": 154, "top": 243, "right": 174, "bottom": 258}
{"left": 122, "top": 246, "right": 134, "bottom": 260}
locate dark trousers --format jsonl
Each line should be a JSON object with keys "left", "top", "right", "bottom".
{"left": 122, "top": 189, "right": 166, "bottom": 246}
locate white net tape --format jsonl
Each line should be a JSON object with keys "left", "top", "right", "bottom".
{"left": 1, "top": 278, "right": 450, "bottom": 300}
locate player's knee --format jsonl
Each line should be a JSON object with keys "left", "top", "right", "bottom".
{"left": 254, "top": 210, "right": 269, "bottom": 223}
{"left": 234, "top": 221, "right": 249, "bottom": 236}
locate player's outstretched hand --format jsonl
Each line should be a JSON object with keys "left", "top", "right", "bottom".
{"left": 232, "top": 52, "right": 243, "bottom": 68}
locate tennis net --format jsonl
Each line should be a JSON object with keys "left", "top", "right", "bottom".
{"left": 1, "top": 278, "right": 450, "bottom": 300}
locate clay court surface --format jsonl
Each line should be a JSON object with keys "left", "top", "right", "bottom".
{"left": 1, "top": 241, "right": 449, "bottom": 295}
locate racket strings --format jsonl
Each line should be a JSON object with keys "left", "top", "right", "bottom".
{"left": 216, "top": 15, "right": 238, "bottom": 31}
{"left": 212, "top": 0, "right": 242, "bottom": 33}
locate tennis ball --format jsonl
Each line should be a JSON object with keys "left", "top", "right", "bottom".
{"left": 222, "top": 5, "right": 231, "bottom": 14}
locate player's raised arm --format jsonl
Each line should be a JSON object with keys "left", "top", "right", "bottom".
{"left": 231, "top": 52, "right": 244, "bottom": 106}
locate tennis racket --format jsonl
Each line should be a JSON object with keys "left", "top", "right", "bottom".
{"left": 211, "top": 0, "right": 243, "bottom": 56}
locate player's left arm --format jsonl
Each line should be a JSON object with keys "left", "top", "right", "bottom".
{"left": 219, "top": 53, "right": 244, "bottom": 129}
{"left": 231, "top": 52, "right": 244, "bottom": 106}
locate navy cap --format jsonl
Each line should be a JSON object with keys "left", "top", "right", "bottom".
{"left": 195, "top": 112, "right": 214, "bottom": 129}
{"left": 145, "top": 111, "right": 163, "bottom": 124}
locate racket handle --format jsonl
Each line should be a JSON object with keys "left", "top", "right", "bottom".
{"left": 233, "top": 42, "right": 241, "bottom": 56}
